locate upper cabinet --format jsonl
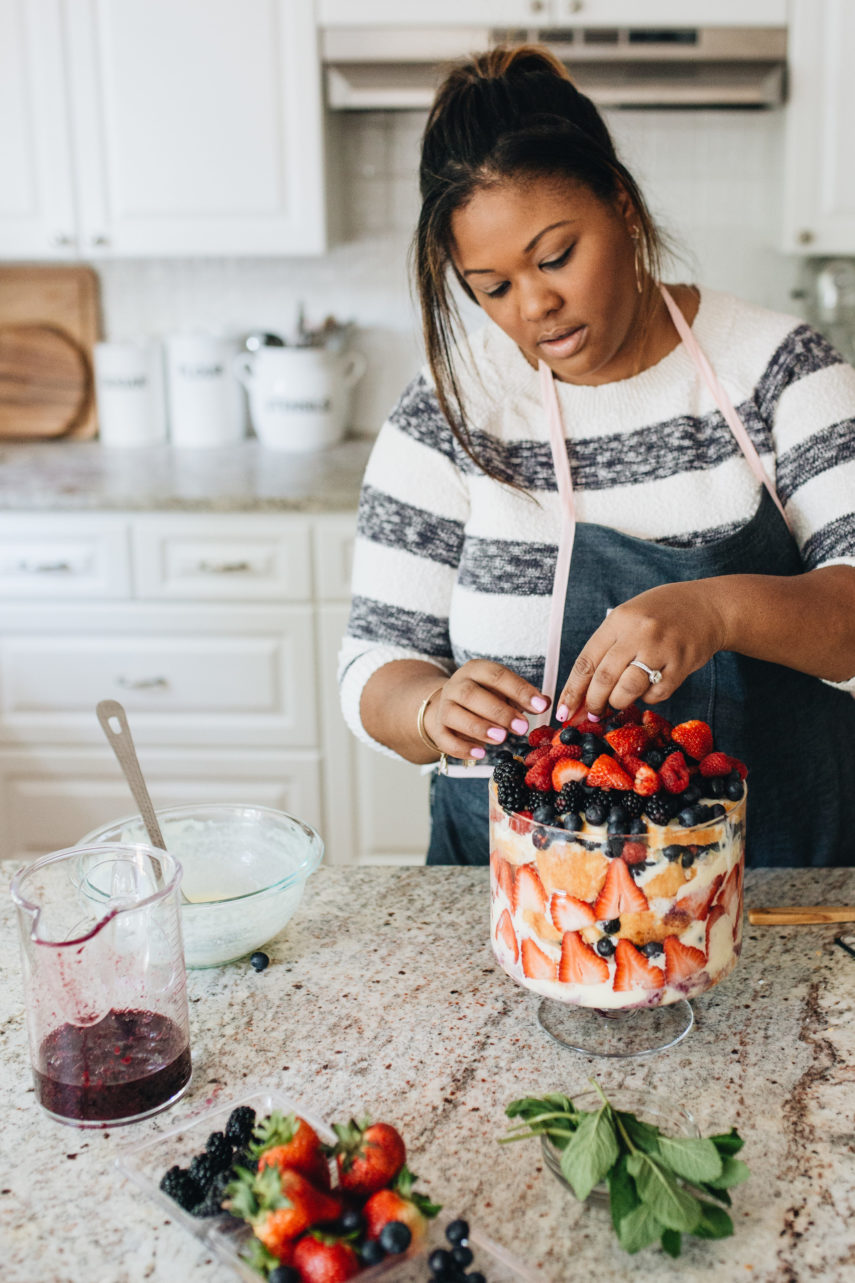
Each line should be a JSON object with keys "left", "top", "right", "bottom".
{"left": 0, "top": 0, "right": 326, "bottom": 259}
{"left": 316, "top": 1, "right": 787, "bottom": 26}
{"left": 782, "top": 0, "right": 855, "bottom": 255}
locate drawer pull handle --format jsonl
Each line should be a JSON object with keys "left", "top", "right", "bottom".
{"left": 196, "top": 559, "right": 253, "bottom": 574}
{"left": 116, "top": 676, "right": 169, "bottom": 690}
{"left": 19, "top": 560, "right": 73, "bottom": 574}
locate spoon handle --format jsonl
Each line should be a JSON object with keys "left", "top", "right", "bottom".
{"left": 96, "top": 699, "right": 166, "bottom": 852}
{"left": 748, "top": 905, "right": 855, "bottom": 925}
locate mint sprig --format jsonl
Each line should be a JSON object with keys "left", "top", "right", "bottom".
{"left": 501, "top": 1081, "right": 749, "bottom": 1257}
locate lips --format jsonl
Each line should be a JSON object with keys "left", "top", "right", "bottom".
{"left": 537, "top": 324, "right": 587, "bottom": 360}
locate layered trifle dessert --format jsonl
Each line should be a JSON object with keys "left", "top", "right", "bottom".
{"left": 490, "top": 707, "right": 746, "bottom": 1009}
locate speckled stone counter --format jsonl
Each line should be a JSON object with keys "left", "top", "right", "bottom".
{"left": 0, "top": 439, "right": 374, "bottom": 512}
{"left": 2, "top": 865, "right": 854, "bottom": 1283}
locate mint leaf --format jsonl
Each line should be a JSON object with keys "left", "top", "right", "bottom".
{"left": 704, "top": 1156, "right": 751, "bottom": 1190}
{"left": 607, "top": 1153, "right": 639, "bottom": 1238}
{"left": 616, "top": 1111, "right": 662, "bottom": 1155}
{"left": 694, "top": 1181, "right": 732, "bottom": 1207}
{"left": 655, "top": 1135, "right": 723, "bottom": 1184}
{"left": 617, "top": 1201, "right": 664, "bottom": 1253}
{"left": 660, "top": 1229, "right": 682, "bottom": 1258}
{"left": 626, "top": 1152, "right": 703, "bottom": 1233}
{"left": 710, "top": 1128, "right": 744, "bottom": 1156}
{"left": 560, "top": 1106, "right": 619, "bottom": 1201}
{"left": 693, "top": 1200, "right": 735, "bottom": 1239}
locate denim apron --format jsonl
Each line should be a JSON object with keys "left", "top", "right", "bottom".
{"left": 427, "top": 292, "right": 855, "bottom": 867}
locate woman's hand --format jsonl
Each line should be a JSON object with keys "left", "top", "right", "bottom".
{"left": 557, "top": 581, "right": 728, "bottom": 721}
{"left": 423, "top": 659, "right": 550, "bottom": 759}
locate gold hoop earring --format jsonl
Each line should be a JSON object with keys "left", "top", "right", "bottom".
{"left": 630, "top": 227, "right": 644, "bottom": 295}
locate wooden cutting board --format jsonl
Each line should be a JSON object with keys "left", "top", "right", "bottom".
{"left": 0, "top": 265, "right": 101, "bottom": 439}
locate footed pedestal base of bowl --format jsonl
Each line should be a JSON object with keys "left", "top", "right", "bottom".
{"left": 536, "top": 996, "right": 694, "bottom": 1058}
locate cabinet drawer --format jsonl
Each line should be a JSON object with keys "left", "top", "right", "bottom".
{"left": 133, "top": 517, "right": 312, "bottom": 601}
{"left": 0, "top": 516, "right": 131, "bottom": 599}
{"left": 313, "top": 515, "right": 356, "bottom": 601}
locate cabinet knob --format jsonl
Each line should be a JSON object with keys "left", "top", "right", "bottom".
{"left": 196, "top": 559, "right": 253, "bottom": 575}
{"left": 50, "top": 233, "right": 74, "bottom": 248}
{"left": 529, "top": 0, "right": 546, "bottom": 12}
{"left": 90, "top": 234, "right": 110, "bottom": 247}
{"left": 18, "top": 560, "right": 72, "bottom": 575}
{"left": 567, "top": 0, "right": 584, "bottom": 12}
{"left": 116, "top": 676, "right": 170, "bottom": 691}
{"left": 797, "top": 229, "right": 815, "bottom": 246}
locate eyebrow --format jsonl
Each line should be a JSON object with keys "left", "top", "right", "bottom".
{"left": 461, "top": 220, "right": 576, "bottom": 277}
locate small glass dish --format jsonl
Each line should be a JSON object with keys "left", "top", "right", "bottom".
{"left": 540, "top": 1088, "right": 699, "bottom": 1207}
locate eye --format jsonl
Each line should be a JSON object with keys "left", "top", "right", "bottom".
{"left": 542, "top": 246, "right": 573, "bottom": 271}
{"left": 484, "top": 281, "right": 510, "bottom": 299}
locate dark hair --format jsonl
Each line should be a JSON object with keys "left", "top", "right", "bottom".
{"left": 413, "top": 45, "right": 664, "bottom": 477}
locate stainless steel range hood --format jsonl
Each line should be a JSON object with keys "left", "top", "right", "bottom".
{"left": 322, "top": 25, "right": 787, "bottom": 110}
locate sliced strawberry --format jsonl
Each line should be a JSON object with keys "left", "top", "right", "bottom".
{"left": 641, "top": 709, "right": 673, "bottom": 745}
{"left": 513, "top": 863, "right": 547, "bottom": 917}
{"left": 613, "top": 938, "right": 664, "bottom": 992}
{"left": 699, "top": 751, "right": 732, "bottom": 778}
{"left": 586, "top": 754, "right": 633, "bottom": 791}
{"left": 490, "top": 850, "right": 515, "bottom": 905}
{"left": 660, "top": 750, "right": 690, "bottom": 794}
{"left": 528, "top": 726, "right": 554, "bottom": 748}
{"left": 525, "top": 757, "right": 554, "bottom": 792}
{"left": 524, "top": 744, "right": 552, "bottom": 767}
{"left": 633, "top": 763, "right": 660, "bottom": 796}
{"left": 509, "top": 810, "right": 532, "bottom": 834}
{"left": 550, "top": 892, "right": 597, "bottom": 933}
{"left": 604, "top": 724, "right": 650, "bottom": 761}
{"left": 663, "top": 935, "right": 706, "bottom": 982}
{"left": 521, "top": 937, "right": 557, "bottom": 981}
{"left": 495, "top": 907, "right": 519, "bottom": 963}
{"left": 594, "top": 858, "right": 650, "bottom": 919}
{"left": 668, "top": 874, "right": 725, "bottom": 922}
{"left": 671, "top": 719, "right": 714, "bottom": 761}
{"left": 717, "top": 866, "right": 741, "bottom": 920}
{"left": 620, "top": 841, "right": 647, "bottom": 866}
{"left": 552, "top": 758, "right": 589, "bottom": 790}
{"left": 558, "top": 931, "right": 610, "bottom": 985}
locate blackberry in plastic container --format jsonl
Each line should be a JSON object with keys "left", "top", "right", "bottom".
{"left": 158, "top": 1166, "right": 201, "bottom": 1212}
{"left": 190, "top": 1169, "right": 232, "bottom": 1218}
{"left": 205, "top": 1131, "right": 234, "bottom": 1173}
{"left": 225, "top": 1105, "right": 256, "bottom": 1147}
{"left": 187, "top": 1152, "right": 215, "bottom": 1190}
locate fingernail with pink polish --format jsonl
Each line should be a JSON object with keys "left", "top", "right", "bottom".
{"left": 587, "top": 711, "right": 602, "bottom": 722}
{"left": 530, "top": 696, "right": 548, "bottom": 712}
{"left": 487, "top": 726, "right": 507, "bottom": 743}
{"left": 470, "top": 746, "right": 486, "bottom": 759}
{"left": 510, "top": 717, "right": 528, "bottom": 735}
{"left": 556, "top": 704, "right": 569, "bottom": 722}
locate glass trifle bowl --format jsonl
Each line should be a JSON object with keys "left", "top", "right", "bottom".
{"left": 489, "top": 713, "right": 747, "bottom": 1057}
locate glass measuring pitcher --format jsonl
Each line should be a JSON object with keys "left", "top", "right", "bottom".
{"left": 11, "top": 843, "right": 192, "bottom": 1127}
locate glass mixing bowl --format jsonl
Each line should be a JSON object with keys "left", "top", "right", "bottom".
{"left": 80, "top": 803, "right": 323, "bottom": 968}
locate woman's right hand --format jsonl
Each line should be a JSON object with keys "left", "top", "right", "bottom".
{"left": 422, "top": 660, "right": 550, "bottom": 760}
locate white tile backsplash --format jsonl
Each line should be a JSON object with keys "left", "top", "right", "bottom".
{"left": 96, "top": 107, "right": 804, "bottom": 436}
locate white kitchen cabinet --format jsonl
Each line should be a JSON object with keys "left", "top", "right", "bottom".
{"left": 782, "top": 0, "right": 855, "bottom": 255}
{"left": 317, "top": 0, "right": 786, "bottom": 26}
{"left": 0, "top": 0, "right": 326, "bottom": 259}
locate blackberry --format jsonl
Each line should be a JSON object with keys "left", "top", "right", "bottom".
{"left": 527, "top": 787, "right": 550, "bottom": 811}
{"left": 556, "top": 781, "right": 585, "bottom": 814}
{"left": 644, "top": 795, "right": 674, "bottom": 825}
{"left": 619, "top": 790, "right": 646, "bottom": 819}
{"left": 225, "top": 1105, "right": 256, "bottom": 1147}
{"left": 187, "top": 1152, "right": 215, "bottom": 1190}
{"left": 205, "top": 1132, "right": 234, "bottom": 1173}
{"left": 159, "top": 1166, "right": 201, "bottom": 1212}
{"left": 583, "top": 784, "right": 606, "bottom": 806}
{"left": 496, "top": 775, "right": 528, "bottom": 814}
{"left": 190, "top": 1169, "right": 231, "bottom": 1218}
{"left": 230, "top": 1147, "right": 257, "bottom": 1174}
{"left": 493, "top": 758, "right": 524, "bottom": 785}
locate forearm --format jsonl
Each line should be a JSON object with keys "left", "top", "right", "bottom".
{"left": 709, "top": 565, "right": 855, "bottom": 682}
{"left": 360, "top": 659, "right": 450, "bottom": 764}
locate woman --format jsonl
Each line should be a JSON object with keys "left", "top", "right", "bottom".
{"left": 338, "top": 45, "right": 855, "bottom": 867}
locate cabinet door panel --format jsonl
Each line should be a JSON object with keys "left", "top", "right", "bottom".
{"left": 0, "top": 516, "right": 131, "bottom": 599}
{"left": 134, "top": 518, "right": 312, "bottom": 601}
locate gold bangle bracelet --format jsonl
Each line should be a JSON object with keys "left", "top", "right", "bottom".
{"left": 416, "top": 685, "right": 445, "bottom": 758}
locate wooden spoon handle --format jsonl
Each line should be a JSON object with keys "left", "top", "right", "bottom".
{"left": 96, "top": 699, "right": 166, "bottom": 852}
{"left": 748, "top": 906, "right": 855, "bottom": 925}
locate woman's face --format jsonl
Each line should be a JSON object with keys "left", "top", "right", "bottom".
{"left": 450, "top": 173, "right": 643, "bottom": 385}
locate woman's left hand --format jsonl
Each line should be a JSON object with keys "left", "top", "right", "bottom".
{"left": 557, "top": 580, "right": 728, "bottom": 720}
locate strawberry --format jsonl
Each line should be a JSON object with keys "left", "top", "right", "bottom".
{"left": 490, "top": 851, "right": 515, "bottom": 905}
{"left": 552, "top": 758, "right": 589, "bottom": 790}
{"left": 329, "top": 1119, "right": 406, "bottom": 1197}
{"left": 495, "top": 907, "right": 519, "bottom": 963}
{"left": 512, "top": 863, "right": 547, "bottom": 917}
{"left": 717, "top": 866, "right": 741, "bottom": 920}
{"left": 620, "top": 841, "right": 647, "bottom": 866}
{"left": 671, "top": 719, "right": 714, "bottom": 761}
{"left": 607, "top": 702, "right": 643, "bottom": 726}
{"left": 593, "top": 858, "right": 650, "bottom": 919}
{"left": 659, "top": 750, "right": 690, "bottom": 794}
{"left": 362, "top": 1166, "right": 440, "bottom": 1244}
{"left": 699, "top": 751, "right": 732, "bottom": 778}
{"left": 293, "top": 1234, "right": 361, "bottom": 1283}
{"left": 558, "top": 931, "right": 610, "bottom": 984}
{"left": 641, "top": 708, "right": 672, "bottom": 742}
{"left": 586, "top": 754, "right": 633, "bottom": 791}
{"left": 524, "top": 757, "right": 554, "bottom": 792}
{"left": 632, "top": 763, "right": 660, "bottom": 796}
{"left": 613, "top": 939, "right": 664, "bottom": 992}
{"left": 251, "top": 1111, "right": 331, "bottom": 1190}
{"left": 549, "top": 892, "right": 597, "bottom": 933}
{"left": 667, "top": 874, "right": 725, "bottom": 923}
{"left": 528, "top": 725, "right": 554, "bottom": 748}
{"left": 727, "top": 755, "right": 748, "bottom": 779}
{"left": 604, "top": 724, "right": 650, "bottom": 761}
{"left": 663, "top": 935, "right": 706, "bottom": 982}
{"left": 520, "top": 937, "right": 557, "bottom": 980}
{"left": 509, "top": 810, "right": 532, "bottom": 834}
{"left": 226, "top": 1166, "right": 342, "bottom": 1258}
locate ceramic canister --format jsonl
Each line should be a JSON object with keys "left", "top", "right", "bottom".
{"left": 94, "top": 340, "right": 167, "bottom": 448}
{"left": 165, "top": 332, "right": 245, "bottom": 448}
{"left": 234, "top": 346, "right": 366, "bottom": 451}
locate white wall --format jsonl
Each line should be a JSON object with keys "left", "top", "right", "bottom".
{"left": 97, "top": 107, "right": 803, "bottom": 435}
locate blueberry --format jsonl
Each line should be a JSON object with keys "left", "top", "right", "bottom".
{"left": 640, "top": 941, "right": 663, "bottom": 957}
{"left": 596, "top": 937, "right": 616, "bottom": 957}
{"left": 629, "top": 817, "right": 646, "bottom": 835}
{"left": 586, "top": 802, "right": 607, "bottom": 825}
{"left": 532, "top": 804, "right": 555, "bottom": 824}
{"left": 581, "top": 748, "right": 598, "bottom": 767}
{"left": 708, "top": 776, "right": 726, "bottom": 798}
{"left": 429, "top": 1248, "right": 454, "bottom": 1274}
{"left": 531, "top": 827, "right": 551, "bottom": 850}
{"left": 250, "top": 951, "right": 269, "bottom": 971}
{"left": 663, "top": 844, "right": 683, "bottom": 862}
{"left": 677, "top": 806, "right": 702, "bottom": 828}
{"left": 339, "top": 1207, "right": 363, "bottom": 1235}
{"left": 607, "top": 836, "right": 624, "bottom": 858}
{"left": 682, "top": 783, "right": 701, "bottom": 805}
{"left": 560, "top": 811, "right": 583, "bottom": 832}
{"left": 710, "top": 803, "right": 726, "bottom": 819}
{"left": 452, "top": 1245, "right": 474, "bottom": 1269}
{"left": 269, "top": 1267, "right": 300, "bottom": 1283}
{"left": 360, "top": 1238, "right": 386, "bottom": 1266}
{"left": 725, "top": 778, "right": 744, "bottom": 801}
{"left": 644, "top": 748, "right": 665, "bottom": 769}
{"left": 581, "top": 732, "right": 600, "bottom": 749}
{"left": 467, "top": 1274, "right": 487, "bottom": 1283}
{"left": 681, "top": 849, "right": 696, "bottom": 868}
{"left": 559, "top": 725, "right": 581, "bottom": 745}
{"left": 379, "top": 1221, "right": 411, "bottom": 1254}
{"left": 601, "top": 917, "right": 621, "bottom": 935}
{"left": 445, "top": 1219, "right": 470, "bottom": 1245}
{"left": 607, "top": 805, "right": 628, "bottom": 830}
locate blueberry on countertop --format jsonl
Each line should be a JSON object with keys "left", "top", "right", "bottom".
{"left": 445, "top": 1218, "right": 470, "bottom": 1245}
{"left": 250, "top": 951, "right": 269, "bottom": 972}
{"left": 452, "top": 1244, "right": 475, "bottom": 1269}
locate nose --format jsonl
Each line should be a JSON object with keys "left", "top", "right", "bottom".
{"left": 518, "top": 274, "right": 562, "bottom": 322}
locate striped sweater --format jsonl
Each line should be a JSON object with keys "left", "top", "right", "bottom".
{"left": 339, "top": 288, "right": 855, "bottom": 757}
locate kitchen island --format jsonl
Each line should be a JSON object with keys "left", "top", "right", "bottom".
{"left": 2, "top": 864, "right": 854, "bottom": 1283}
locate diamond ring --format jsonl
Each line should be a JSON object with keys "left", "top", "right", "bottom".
{"left": 629, "top": 659, "right": 663, "bottom": 685}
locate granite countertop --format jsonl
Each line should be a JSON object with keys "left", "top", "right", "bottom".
{"left": 0, "top": 438, "right": 374, "bottom": 513}
{"left": 2, "top": 865, "right": 855, "bottom": 1283}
